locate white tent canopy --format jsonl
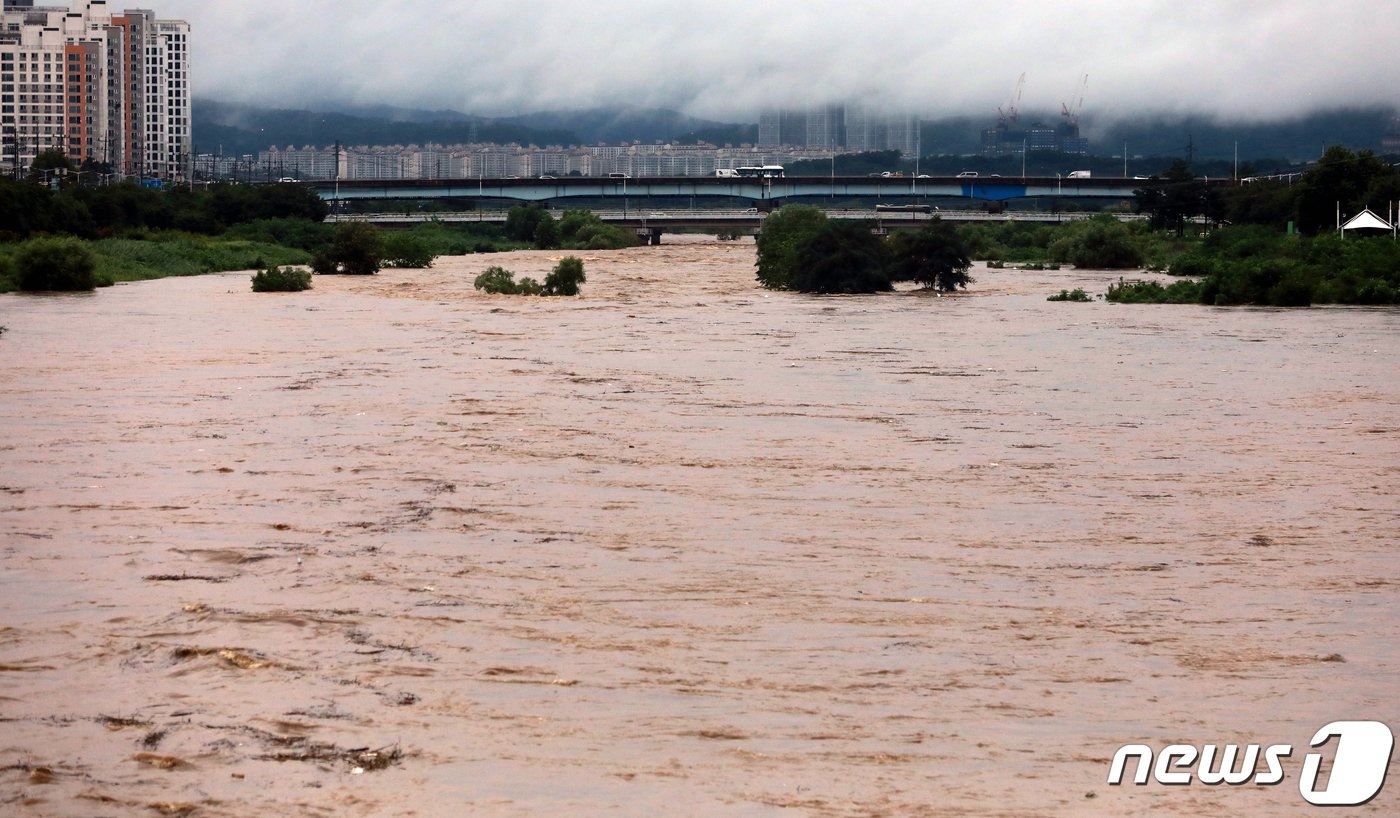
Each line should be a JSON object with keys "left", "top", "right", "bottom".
{"left": 1341, "top": 209, "right": 1394, "bottom": 231}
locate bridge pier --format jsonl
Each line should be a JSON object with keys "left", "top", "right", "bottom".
{"left": 635, "top": 227, "right": 663, "bottom": 246}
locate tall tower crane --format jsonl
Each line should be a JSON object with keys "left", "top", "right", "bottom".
{"left": 998, "top": 73, "right": 1026, "bottom": 127}
{"left": 1061, "top": 74, "right": 1088, "bottom": 131}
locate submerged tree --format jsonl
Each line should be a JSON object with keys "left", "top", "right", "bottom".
{"left": 312, "top": 222, "right": 385, "bottom": 275}
{"left": 888, "top": 220, "right": 974, "bottom": 291}
{"left": 544, "top": 256, "right": 586, "bottom": 296}
{"left": 754, "top": 204, "right": 828, "bottom": 290}
{"left": 790, "top": 220, "right": 891, "bottom": 294}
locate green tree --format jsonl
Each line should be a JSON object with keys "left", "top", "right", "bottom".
{"left": 790, "top": 220, "right": 891, "bottom": 294}
{"left": 28, "top": 149, "right": 75, "bottom": 184}
{"left": 533, "top": 213, "right": 561, "bottom": 249}
{"left": 16, "top": 236, "right": 98, "bottom": 291}
{"left": 1135, "top": 160, "right": 1206, "bottom": 237}
{"left": 754, "top": 204, "right": 828, "bottom": 290}
{"left": 68, "top": 182, "right": 174, "bottom": 235}
{"left": 1295, "top": 146, "right": 1400, "bottom": 235}
{"left": 312, "top": 222, "right": 384, "bottom": 275}
{"left": 382, "top": 232, "right": 436, "bottom": 268}
{"left": 0, "top": 254, "right": 16, "bottom": 292}
{"left": 888, "top": 220, "right": 974, "bottom": 291}
{"left": 555, "top": 209, "right": 636, "bottom": 250}
{"left": 558, "top": 209, "right": 596, "bottom": 241}
{"left": 1054, "top": 216, "right": 1144, "bottom": 269}
{"left": 504, "top": 205, "right": 547, "bottom": 242}
{"left": 1222, "top": 179, "right": 1299, "bottom": 230}
{"left": 544, "top": 256, "right": 586, "bottom": 296}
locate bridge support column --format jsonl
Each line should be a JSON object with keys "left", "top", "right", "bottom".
{"left": 635, "top": 227, "right": 663, "bottom": 246}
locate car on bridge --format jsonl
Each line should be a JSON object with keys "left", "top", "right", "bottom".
{"left": 956, "top": 171, "right": 978, "bottom": 178}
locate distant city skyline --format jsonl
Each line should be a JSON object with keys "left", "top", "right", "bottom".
{"left": 152, "top": 0, "right": 1399, "bottom": 128}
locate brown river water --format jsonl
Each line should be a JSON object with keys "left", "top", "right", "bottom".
{"left": 1, "top": 235, "right": 1397, "bottom": 817}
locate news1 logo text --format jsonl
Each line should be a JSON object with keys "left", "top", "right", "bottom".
{"left": 1108, "top": 721, "right": 1394, "bottom": 806}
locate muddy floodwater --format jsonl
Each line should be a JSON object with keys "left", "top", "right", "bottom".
{"left": 1, "top": 236, "right": 1397, "bottom": 817}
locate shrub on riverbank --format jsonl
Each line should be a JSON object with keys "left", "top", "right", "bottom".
{"left": 958, "top": 218, "right": 1185, "bottom": 268}
{"left": 1165, "top": 228, "right": 1400, "bottom": 306}
{"left": 15, "top": 237, "right": 99, "bottom": 291}
{"left": 557, "top": 209, "right": 638, "bottom": 250}
{"left": 1049, "top": 215, "right": 1145, "bottom": 269}
{"left": 504, "top": 207, "right": 637, "bottom": 250}
{"left": 252, "top": 266, "right": 313, "bottom": 292}
{"left": 382, "top": 233, "right": 436, "bottom": 269}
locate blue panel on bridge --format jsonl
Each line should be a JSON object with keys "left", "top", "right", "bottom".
{"left": 964, "top": 184, "right": 1029, "bottom": 201}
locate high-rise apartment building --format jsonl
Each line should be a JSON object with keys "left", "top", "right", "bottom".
{"left": 0, "top": 0, "right": 190, "bottom": 178}
{"left": 758, "top": 104, "right": 920, "bottom": 157}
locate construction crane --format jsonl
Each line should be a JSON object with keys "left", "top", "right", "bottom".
{"left": 998, "top": 73, "right": 1026, "bottom": 126}
{"left": 1061, "top": 74, "right": 1088, "bottom": 129}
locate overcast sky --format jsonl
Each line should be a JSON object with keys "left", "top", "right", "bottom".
{"left": 156, "top": 0, "right": 1397, "bottom": 124}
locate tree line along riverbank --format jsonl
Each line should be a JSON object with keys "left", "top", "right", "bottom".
{"left": 2, "top": 146, "right": 1397, "bottom": 305}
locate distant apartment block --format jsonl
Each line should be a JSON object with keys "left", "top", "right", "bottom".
{"left": 240, "top": 141, "right": 841, "bottom": 182}
{"left": 1, "top": 0, "right": 190, "bottom": 178}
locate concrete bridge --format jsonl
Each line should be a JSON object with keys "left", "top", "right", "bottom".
{"left": 311, "top": 174, "right": 1231, "bottom": 208}
{"left": 330, "top": 207, "right": 1152, "bottom": 245}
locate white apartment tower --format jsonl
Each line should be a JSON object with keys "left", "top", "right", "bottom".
{"left": 0, "top": 0, "right": 190, "bottom": 178}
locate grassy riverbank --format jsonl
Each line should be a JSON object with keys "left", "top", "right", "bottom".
{"left": 0, "top": 221, "right": 527, "bottom": 293}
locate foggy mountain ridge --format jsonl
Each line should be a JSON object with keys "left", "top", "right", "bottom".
{"left": 157, "top": 1, "right": 1400, "bottom": 126}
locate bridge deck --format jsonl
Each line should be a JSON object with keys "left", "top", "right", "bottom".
{"left": 312, "top": 175, "right": 1227, "bottom": 204}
